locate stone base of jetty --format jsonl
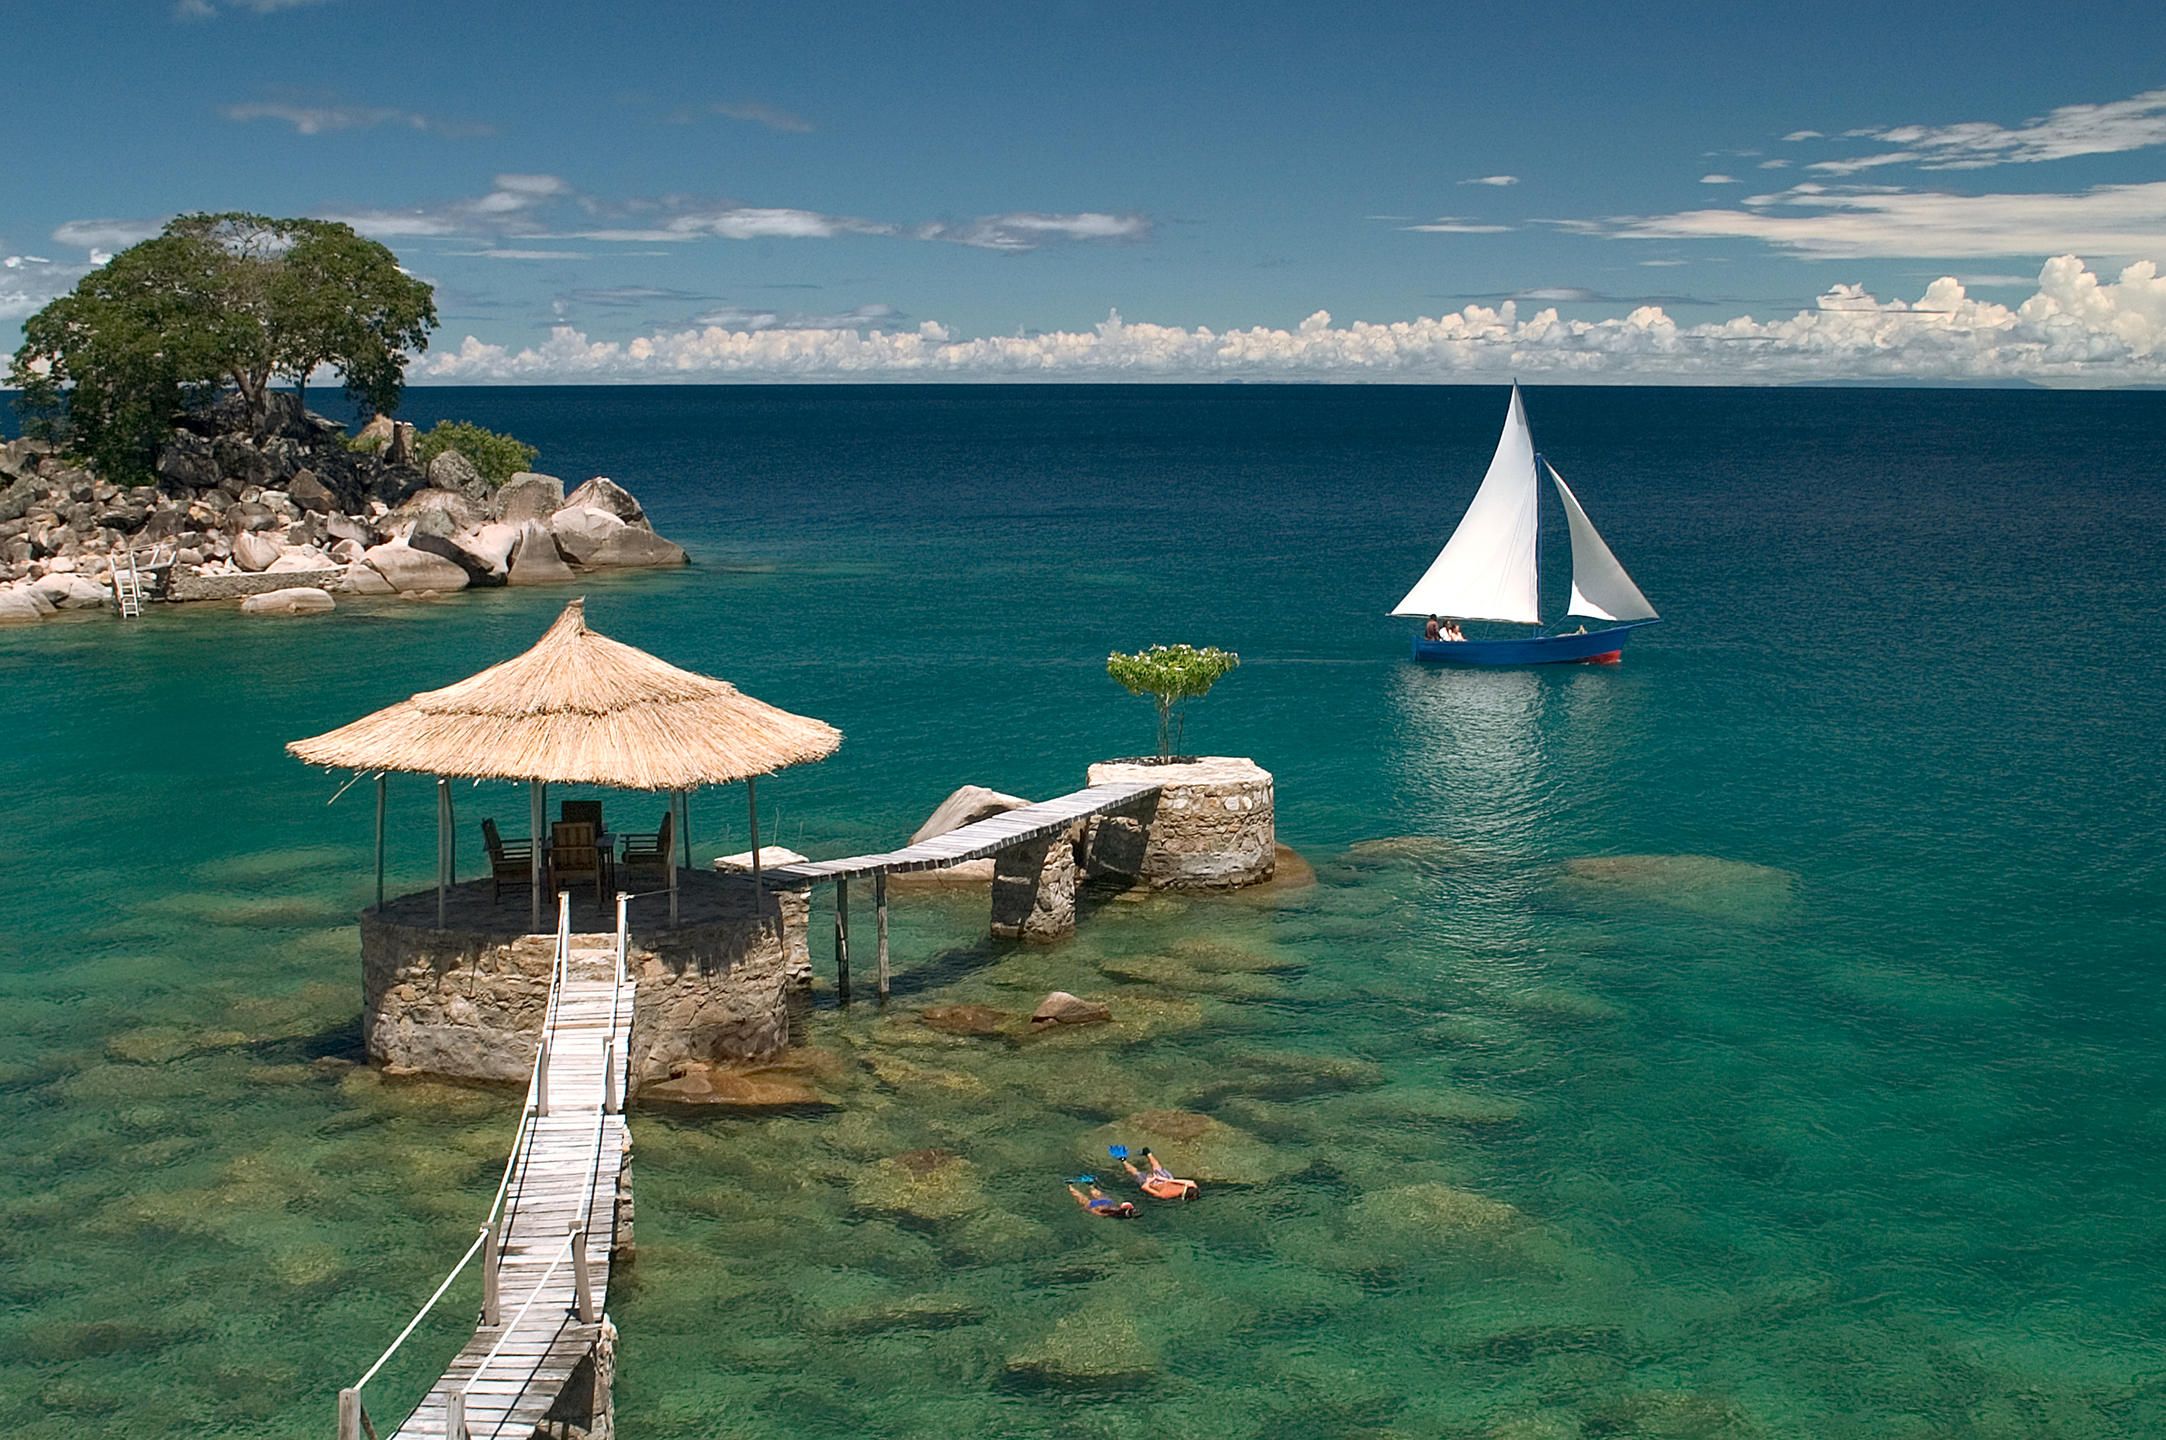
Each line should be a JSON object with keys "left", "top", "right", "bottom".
{"left": 361, "top": 873, "right": 807, "bottom": 1089}
{"left": 1083, "top": 756, "right": 1277, "bottom": 890}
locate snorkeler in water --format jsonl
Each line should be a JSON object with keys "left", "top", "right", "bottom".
{"left": 1118, "top": 1146, "right": 1200, "bottom": 1202}
{"left": 1067, "top": 1180, "right": 1138, "bottom": 1219}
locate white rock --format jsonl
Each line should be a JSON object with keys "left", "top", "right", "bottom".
{"left": 232, "top": 529, "right": 280, "bottom": 573}
{"left": 0, "top": 589, "right": 48, "bottom": 624}
{"left": 240, "top": 586, "right": 336, "bottom": 615}
{"left": 266, "top": 546, "right": 335, "bottom": 573}
{"left": 506, "top": 520, "right": 577, "bottom": 586}
{"left": 547, "top": 504, "right": 626, "bottom": 565}
{"left": 361, "top": 540, "right": 471, "bottom": 593}
{"left": 341, "top": 561, "right": 396, "bottom": 595}
{"left": 453, "top": 522, "right": 521, "bottom": 579}
{"left": 30, "top": 572, "right": 111, "bottom": 609}
{"left": 911, "top": 785, "right": 1032, "bottom": 844}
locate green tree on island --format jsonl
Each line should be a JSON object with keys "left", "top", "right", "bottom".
{"left": 8, "top": 212, "right": 436, "bottom": 480}
{"left": 1107, "top": 644, "right": 1241, "bottom": 759}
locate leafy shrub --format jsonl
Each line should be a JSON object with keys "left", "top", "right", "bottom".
{"left": 414, "top": 420, "right": 537, "bottom": 488}
{"left": 1106, "top": 644, "right": 1241, "bottom": 758}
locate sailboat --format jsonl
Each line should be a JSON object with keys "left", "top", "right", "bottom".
{"left": 1392, "top": 385, "right": 1660, "bottom": 665}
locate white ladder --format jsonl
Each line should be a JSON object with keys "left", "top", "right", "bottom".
{"left": 113, "top": 556, "right": 144, "bottom": 618}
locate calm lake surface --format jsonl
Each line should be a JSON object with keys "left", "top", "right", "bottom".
{"left": 3, "top": 384, "right": 2162, "bottom": 1437}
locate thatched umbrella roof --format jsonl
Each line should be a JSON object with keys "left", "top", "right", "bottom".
{"left": 288, "top": 598, "right": 841, "bottom": 789}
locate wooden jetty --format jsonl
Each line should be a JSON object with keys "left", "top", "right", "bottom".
{"left": 759, "top": 778, "right": 1164, "bottom": 997}
{"left": 338, "top": 895, "right": 635, "bottom": 1440}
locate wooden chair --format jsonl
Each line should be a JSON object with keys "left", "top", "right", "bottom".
{"left": 561, "top": 799, "right": 604, "bottom": 832}
{"left": 618, "top": 809, "right": 675, "bottom": 892}
{"left": 481, "top": 818, "right": 533, "bottom": 904}
{"left": 547, "top": 821, "right": 607, "bottom": 906}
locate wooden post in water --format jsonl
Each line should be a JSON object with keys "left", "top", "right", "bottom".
{"left": 875, "top": 869, "right": 891, "bottom": 1000}
{"left": 435, "top": 777, "right": 450, "bottom": 929}
{"left": 481, "top": 1221, "right": 500, "bottom": 1326}
{"left": 373, "top": 774, "right": 386, "bottom": 912}
{"left": 529, "top": 780, "right": 545, "bottom": 934}
{"left": 571, "top": 1225, "right": 595, "bottom": 1322}
{"left": 834, "top": 875, "right": 851, "bottom": 1002}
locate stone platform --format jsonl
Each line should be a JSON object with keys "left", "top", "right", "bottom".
{"left": 1083, "top": 756, "right": 1276, "bottom": 890}
{"left": 361, "top": 872, "right": 809, "bottom": 1090}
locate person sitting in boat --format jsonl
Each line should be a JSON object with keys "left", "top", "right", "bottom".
{"left": 1442, "top": 619, "right": 1466, "bottom": 642}
{"left": 1067, "top": 1181, "right": 1137, "bottom": 1219}
{"left": 1424, "top": 615, "right": 1442, "bottom": 642}
{"left": 1122, "top": 1149, "right": 1200, "bottom": 1202}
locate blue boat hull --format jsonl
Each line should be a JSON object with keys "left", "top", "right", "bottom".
{"left": 1412, "top": 620, "right": 1658, "bottom": 666}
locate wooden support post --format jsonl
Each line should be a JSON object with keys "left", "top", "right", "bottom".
{"left": 668, "top": 788, "right": 681, "bottom": 929}
{"left": 835, "top": 875, "right": 851, "bottom": 1002}
{"left": 536, "top": 1039, "right": 550, "bottom": 1117}
{"left": 875, "top": 869, "right": 891, "bottom": 1000}
{"left": 529, "top": 780, "right": 545, "bottom": 935}
{"left": 679, "top": 789, "right": 692, "bottom": 871}
{"left": 571, "top": 1225, "right": 596, "bottom": 1323}
{"left": 603, "top": 1037, "right": 618, "bottom": 1114}
{"left": 373, "top": 774, "right": 385, "bottom": 912}
{"left": 446, "top": 1390, "right": 467, "bottom": 1440}
{"left": 746, "top": 777, "right": 762, "bottom": 896}
{"left": 481, "top": 1222, "right": 500, "bottom": 1326}
{"left": 338, "top": 1387, "right": 362, "bottom": 1440}
{"left": 436, "top": 777, "right": 450, "bottom": 930}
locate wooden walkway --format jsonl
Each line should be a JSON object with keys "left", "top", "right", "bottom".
{"left": 759, "top": 779, "right": 1164, "bottom": 886}
{"left": 342, "top": 904, "right": 635, "bottom": 1440}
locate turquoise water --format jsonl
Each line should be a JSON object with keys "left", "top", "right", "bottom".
{"left": 3, "top": 385, "right": 2163, "bottom": 1436}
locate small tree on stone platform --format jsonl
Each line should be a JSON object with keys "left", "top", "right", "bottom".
{"left": 1106, "top": 644, "right": 1240, "bottom": 759}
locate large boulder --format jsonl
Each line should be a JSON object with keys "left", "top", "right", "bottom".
{"left": 547, "top": 504, "right": 626, "bottom": 565}
{"left": 441, "top": 522, "right": 520, "bottom": 585}
{"left": 155, "top": 434, "right": 220, "bottom": 491}
{"left": 563, "top": 476, "right": 647, "bottom": 526}
{"left": 286, "top": 470, "right": 337, "bottom": 514}
{"left": 231, "top": 530, "right": 280, "bottom": 573}
{"left": 1031, "top": 992, "right": 1111, "bottom": 1027}
{"left": 239, "top": 586, "right": 335, "bottom": 616}
{"left": 584, "top": 526, "right": 688, "bottom": 568}
{"left": 386, "top": 487, "right": 486, "bottom": 540}
{"left": 354, "top": 414, "right": 395, "bottom": 450}
{"left": 911, "top": 785, "right": 1032, "bottom": 845}
{"left": 0, "top": 587, "right": 52, "bottom": 624}
{"left": 322, "top": 512, "right": 372, "bottom": 549}
{"left": 340, "top": 560, "right": 396, "bottom": 595}
{"left": 506, "top": 521, "right": 576, "bottom": 586}
{"left": 266, "top": 546, "right": 336, "bottom": 574}
{"left": 31, "top": 573, "right": 111, "bottom": 609}
{"left": 361, "top": 541, "right": 471, "bottom": 594}
{"left": 425, "top": 449, "right": 490, "bottom": 502}
{"left": 496, "top": 472, "right": 564, "bottom": 526}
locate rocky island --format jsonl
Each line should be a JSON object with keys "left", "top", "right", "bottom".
{"left": 0, "top": 393, "right": 689, "bottom": 623}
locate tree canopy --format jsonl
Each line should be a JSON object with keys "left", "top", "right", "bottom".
{"left": 1106, "top": 644, "right": 1241, "bottom": 758}
{"left": 8, "top": 212, "right": 435, "bottom": 480}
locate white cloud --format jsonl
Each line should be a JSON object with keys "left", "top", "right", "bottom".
{"left": 52, "top": 218, "right": 163, "bottom": 251}
{"left": 1460, "top": 175, "right": 1519, "bottom": 187}
{"left": 448, "top": 248, "right": 593, "bottom": 261}
{"left": 324, "top": 173, "right": 576, "bottom": 238}
{"left": 568, "top": 207, "right": 893, "bottom": 243}
{"left": 919, "top": 212, "right": 1151, "bottom": 251}
{"left": 408, "top": 256, "right": 2166, "bottom": 387}
{"left": 1604, "top": 180, "right": 2166, "bottom": 259}
{"left": 178, "top": 0, "right": 329, "bottom": 17}
{"left": 219, "top": 100, "right": 492, "bottom": 137}
{"left": 704, "top": 101, "right": 814, "bottom": 134}
{"left": 1699, "top": 174, "right": 1738, "bottom": 184}
{"left": 1807, "top": 86, "right": 2166, "bottom": 175}
{"left": 1400, "top": 217, "right": 1513, "bottom": 234}
{"left": 2, "top": 253, "right": 96, "bottom": 320}
{"left": 692, "top": 303, "right": 900, "bottom": 330}
{"left": 1758, "top": 159, "right": 1792, "bottom": 170}
{"left": 1781, "top": 130, "right": 1823, "bottom": 142}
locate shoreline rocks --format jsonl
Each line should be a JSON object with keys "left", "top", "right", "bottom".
{"left": 0, "top": 397, "right": 691, "bottom": 625}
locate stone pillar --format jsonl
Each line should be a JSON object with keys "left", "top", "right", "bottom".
{"left": 990, "top": 834, "right": 1077, "bottom": 942}
{"left": 1084, "top": 756, "right": 1276, "bottom": 890}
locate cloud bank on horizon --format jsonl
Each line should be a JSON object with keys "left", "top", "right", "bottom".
{"left": 412, "top": 257, "right": 2166, "bottom": 386}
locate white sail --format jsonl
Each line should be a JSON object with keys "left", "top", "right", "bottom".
{"left": 1390, "top": 385, "right": 1541, "bottom": 623}
{"left": 1547, "top": 461, "right": 1658, "bottom": 622}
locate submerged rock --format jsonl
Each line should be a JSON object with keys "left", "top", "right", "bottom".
{"left": 640, "top": 1060, "right": 831, "bottom": 1109}
{"left": 918, "top": 1004, "right": 1016, "bottom": 1039}
{"left": 1562, "top": 853, "right": 1798, "bottom": 924}
{"left": 1349, "top": 1180, "right": 1527, "bottom": 1239}
{"left": 239, "top": 586, "right": 334, "bottom": 616}
{"left": 1005, "top": 1309, "right": 1159, "bottom": 1386}
{"left": 1081, "top": 1110, "right": 1294, "bottom": 1184}
{"left": 849, "top": 1147, "right": 985, "bottom": 1221}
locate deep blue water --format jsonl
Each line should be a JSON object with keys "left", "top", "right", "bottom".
{"left": 3, "top": 385, "right": 2163, "bottom": 1437}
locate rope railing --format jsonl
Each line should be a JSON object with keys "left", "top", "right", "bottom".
{"left": 451, "top": 1226, "right": 588, "bottom": 1440}
{"left": 337, "top": 892, "right": 576, "bottom": 1440}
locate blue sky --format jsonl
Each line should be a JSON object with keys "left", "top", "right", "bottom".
{"left": 5, "top": 0, "right": 2164, "bottom": 383}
